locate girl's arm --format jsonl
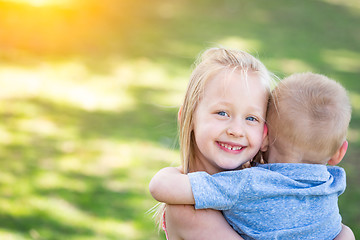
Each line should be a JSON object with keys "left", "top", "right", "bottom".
{"left": 164, "top": 205, "right": 353, "bottom": 240}
{"left": 334, "top": 224, "right": 355, "bottom": 240}
{"left": 165, "top": 204, "right": 244, "bottom": 240}
{"left": 149, "top": 167, "right": 194, "bottom": 204}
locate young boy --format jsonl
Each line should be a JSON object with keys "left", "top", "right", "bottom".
{"left": 149, "top": 72, "right": 352, "bottom": 239}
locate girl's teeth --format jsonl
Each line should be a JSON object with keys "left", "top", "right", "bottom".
{"left": 220, "top": 143, "right": 242, "bottom": 150}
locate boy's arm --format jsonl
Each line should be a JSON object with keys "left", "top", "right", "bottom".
{"left": 165, "top": 204, "right": 244, "bottom": 240}
{"left": 149, "top": 167, "right": 195, "bottom": 204}
{"left": 333, "top": 224, "right": 355, "bottom": 240}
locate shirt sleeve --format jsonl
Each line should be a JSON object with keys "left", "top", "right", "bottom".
{"left": 188, "top": 170, "right": 249, "bottom": 211}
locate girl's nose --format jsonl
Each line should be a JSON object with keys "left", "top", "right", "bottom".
{"left": 226, "top": 122, "right": 245, "bottom": 137}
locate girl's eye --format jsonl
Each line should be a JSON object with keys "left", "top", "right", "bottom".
{"left": 217, "top": 111, "right": 229, "bottom": 117}
{"left": 246, "top": 116, "right": 258, "bottom": 122}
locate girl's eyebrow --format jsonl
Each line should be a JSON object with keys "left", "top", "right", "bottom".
{"left": 248, "top": 105, "right": 265, "bottom": 113}
{"left": 212, "top": 101, "right": 265, "bottom": 113}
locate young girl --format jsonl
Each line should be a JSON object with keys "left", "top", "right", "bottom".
{"left": 152, "top": 47, "right": 272, "bottom": 239}
{"left": 150, "top": 48, "right": 353, "bottom": 239}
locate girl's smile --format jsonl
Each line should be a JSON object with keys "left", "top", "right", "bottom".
{"left": 217, "top": 141, "right": 245, "bottom": 153}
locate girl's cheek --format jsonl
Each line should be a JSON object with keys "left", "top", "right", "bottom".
{"left": 254, "top": 128, "right": 266, "bottom": 142}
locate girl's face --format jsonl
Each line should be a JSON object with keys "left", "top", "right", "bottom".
{"left": 192, "top": 69, "right": 268, "bottom": 174}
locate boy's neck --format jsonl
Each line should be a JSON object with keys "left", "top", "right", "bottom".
{"left": 267, "top": 147, "right": 301, "bottom": 164}
{"left": 267, "top": 146, "right": 327, "bottom": 165}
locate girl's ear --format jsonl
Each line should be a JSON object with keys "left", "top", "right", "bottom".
{"left": 328, "top": 140, "right": 348, "bottom": 166}
{"left": 260, "top": 124, "right": 269, "bottom": 152}
{"left": 178, "top": 106, "right": 183, "bottom": 122}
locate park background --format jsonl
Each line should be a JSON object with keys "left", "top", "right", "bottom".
{"left": 0, "top": 0, "right": 359, "bottom": 239}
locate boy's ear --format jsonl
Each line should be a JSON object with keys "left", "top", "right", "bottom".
{"left": 260, "top": 124, "right": 269, "bottom": 152}
{"left": 328, "top": 140, "right": 348, "bottom": 166}
{"left": 178, "top": 106, "right": 183, "bottom": 122}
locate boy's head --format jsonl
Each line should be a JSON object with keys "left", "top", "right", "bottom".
{"left": 266, "top": 72, "right": 351, "bottom": 164}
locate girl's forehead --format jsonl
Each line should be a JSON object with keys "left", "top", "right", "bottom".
{"left": 198, "top": 70, "right": 268, "bottom": 111}
{"left": 203, "top": 69, "right": 266, "bottom": 96}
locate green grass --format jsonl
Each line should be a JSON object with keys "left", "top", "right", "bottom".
{"left": 0, "top": 0, "right": 359, "bottom": 239}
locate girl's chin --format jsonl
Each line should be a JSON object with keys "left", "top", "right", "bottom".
{"left": 217, "top": 163, "right": 244, "bottom": 171}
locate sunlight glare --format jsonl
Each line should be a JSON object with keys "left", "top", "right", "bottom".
{"left": 18, "top": 118, "right": 58, "bottom": 136}
{"left": 218, "top": 36, "right": 261, "bottom": 52}
{"left": 29, "top": 196, "right": 90, "bottom": 223}
{"left": 0, "top": 62, "right": 135, "bottom": 111}
{"left": 29, "top": 196, "right": 139, "bottom": 237}
{"left": 319, "top": 0, "right": 360, "bottom": 12}
{"left": 35, "top": 172, "right": 88, "bottom": 192}
{"left": 273, "top": 58, "right": 314, "bottom": 75}
{"left": 75, "top": 139, "right": 179, "bottom": 176}
{"left": 322, "top": 49, "right": 360, "bottom": 73}
{"left": 0, "top": 231, "right": 24, "bottom": 240}
{"left": 0, "top": 126, "right": 12, "bottom": 144}
{"left": 0, "top": 56, "right": 184, "bottom": 112}
{"left": 2, "top": 0, "right": 73, "bottom": 7}
{"left": 349, "top": 92, "right": 360, "bottom": 111}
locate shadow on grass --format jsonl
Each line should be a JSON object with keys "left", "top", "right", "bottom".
{"left": 0, "top": 87, "right": 178, "bottom": 144}
{"left": 0, "top": 214, "right": 95, "bottom": 240}
{"left": 0, "top": 175, "right": 155, "bottom": 239}
{"left": 0, "top": 92, "right": 175, "bottom": 239}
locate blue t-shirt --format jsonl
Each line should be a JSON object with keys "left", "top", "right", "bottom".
{"left": 188, "top": 163, "right": 345, "bottom": 240}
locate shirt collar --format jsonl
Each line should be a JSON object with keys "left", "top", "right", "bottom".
{"left": 257, "top": 163, "right": 330, "bottom": 182}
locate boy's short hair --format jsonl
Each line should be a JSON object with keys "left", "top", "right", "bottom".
{"left": 267, "top": 72, "right": 351, "bottom": 163}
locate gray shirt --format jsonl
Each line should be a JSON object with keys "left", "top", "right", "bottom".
{"left": 189, "top": 163, "right": 345, "bottom": 240}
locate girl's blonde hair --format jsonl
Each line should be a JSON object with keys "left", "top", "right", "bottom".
{"left": 179, "top": 47, "right": 275, "bottom": 173}
{"left": 153, "top": 47, "right": 276, "bottom": 229}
